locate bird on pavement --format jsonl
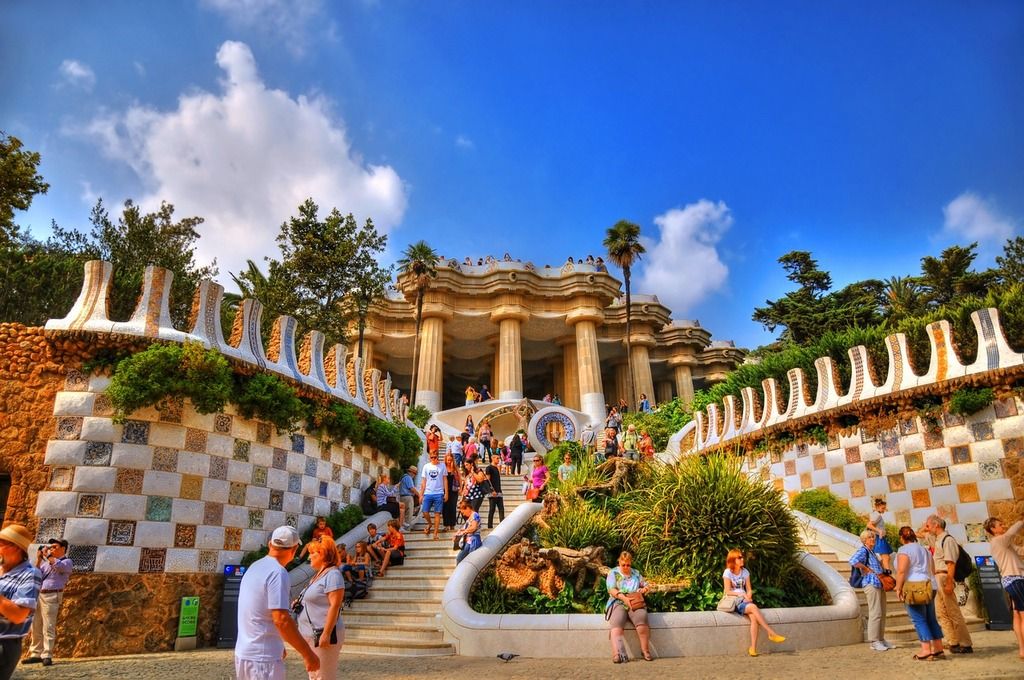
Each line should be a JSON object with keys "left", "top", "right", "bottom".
{"left": 497, "top": 653, "right": 520, "bottom": 663}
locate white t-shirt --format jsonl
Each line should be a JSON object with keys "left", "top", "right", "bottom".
{"left": 236, "top": 555, "right": 290, "bottom": 662}
{"left": 723, "top": 568, "right": 749, "bottom": 597}
{"left": 898, "top": 542, "right": 935, "bottom": 585}
{"left": 422, "top": 461, "right": 448, "bottom": 495}
{"left": 296, "top": 567, "right": 345, "bottom": 639}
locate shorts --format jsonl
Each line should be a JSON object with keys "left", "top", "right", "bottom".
{"left": 389, "top": 551, "right": 405, "bottom": 566}
{"left": 606, "top": 601, "right": 648, "bottom": 629}
{"left": 235, "top": 657, "right": 286, "bottom": 680}
{"left": 736, "top": 600, "right": 755, "bottom": 615}
{"left": 875, "top": 535, "right": 893, "bottom": 555}
{"left": 1006, "top": 577, "right": 1024, "bottom": 611}
{"left": 423, "top": 493, "right": 444, "bottom": 513}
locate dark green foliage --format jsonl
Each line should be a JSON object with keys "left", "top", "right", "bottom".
{"left": 241, "top": 504, "right": 365, "bottom": 569}
{"left": 233, "top": 372, "right": 309, "bottom": 433}
{"left": 0, "top": 132, "right": 49, "bottom": 240}
{"left": 81, "top": 346, "right": 135, "bottom": 374}
{"left": 948, "top": 387, "right": 995, "bottom": 417}
{"left": 792, "top": 488, "right": 900, "bottom": 547}
{"left": 470, "top": 571, "right": 607, "bottom": 615}
{"left": 538, "top": 497, "right": 621, "bottom": 552}
{"left": 406, "top": 404, "right": 431, "bottom": 429}
{"left": 621, "top": 400, "right": 688, "bottom": 451}
{"left": 364, "top": 416, "right": 421, "bottom": 470}
{"left": 310, "top": 401, "right": 366, "bottom": 446}
{"left": 544, "top": 441, "right": 583, "bottom": 469}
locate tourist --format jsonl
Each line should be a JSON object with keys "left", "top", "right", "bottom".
{"left": 297, "top": 517, "right": 334, "bottom": 562}
{"left": 360, "top": 479, "right": 378, "bottom": 516}
{"left": 442, "top": 451, "right": 461, "bottom": 531}
{"left": 529, "top": 454, "right": 549, "bottom": 502}
{"left": 503, "top": 252, "right": 512, "bottom": 261}
{"left": 722, "top": 549, "right": 786, "bottom": 656}
{"left": 552, "top": 393, "right": 561, "bottom": 405}
{"left": 603, "top": 427, "right": 620, "bottom": 459}
{"left": 485, "top": 454, "right": 505, "bottom": 529}
{"left": 462, "top": 458, "right": 487, "bottom": 514}
{"left": 454, "top": 500, "right": 483, "bottom": 564}
{"left": 557, "top": 452, "right": 576, "bottom": 482}
{"left": 605, "top": 551, "right": 652, "bottom": 663}
{"left": 509, "top": 430, "right": 525, "bottom": 475}
{"left": 580, "top": 422, "right": 597, "bottom": 461}
{"left": 375, "top": 471, "right": 403, "bottom": 526}
{"left": 605, "top": 407, "right": 621, "bottom": 433}
{"left": 235, "top": 526, "right": 319, "bottom": 679}
{"left": 478, "top": 420, "right": 493, "bottom": 457}
{"left": 866, "top": 498, "right": 893, "bottom": 572}
{"left": 451, "top": 434, "right": 465, "bottom": 467}
{"left": 0, "top": 524, "right": 41, "bottom": 680}
{"left": 364, "top": 523, "right": 386, "bottom": 565}
{"left": 595, "top": 256, "right": 606, "bottom": 271}
{"left": 426, "top": 424, "right": 442, "bottom": 460}
{"left": 850, "top": 530, "right": 893, "bottom": 651}
{"left": 622, "top": 423, "right": 640, "bottom": 461}
{"left": 24, "top": 538, "right": 71, "bottom": 667}
{"left": 294, "top": 536, "right": 344, "bottom": 680}
{"left": 465, "top": 387, "right": 478, "bottom": 408}
{"left": 464, "top": 436, "right": 479, "bottom": 462}
{"left": 617, "top": 398, "right": 629, "bottom": 415}
{"left": 543, "top": 393, "right": 553, "bottom": 403}
{"left": 984, "top": 516, "right": 1024, "bottom": 658}
{"left": 465, "top": 414, "right": 476, "bottom": 435}
{"left": 419, "top": 450, "right": 448, "bottom": 540}
{"left": 923, "top": 515, "right": 972, "bottom": 653}
{"left": 497, "top": 443, "right": 511, "bottom": 475}
{"left": 377, "top": 520, "right": 406, "bottom": 577}
{"left": 895, "top": 526, "right": 945, "bottom": 660}
{"left": 638, "top": 430, "right": 655, "bottom": 459}
{"left": 398, "top": 465, "right": 420, "bottom": 532}
{"left": 585, "top": 254, "right": 595, "bottom": 264}
{"left": 638, "top": 393, "right": 651, "bottom": 413}
{"left": 349, "top": 542, "right": 372, "bottom": 582}
{"left": 463, "top": 257, "right": 472, "bottom": 265}
{"left": 479, "top": 384, "right": 492, "bottom": 401}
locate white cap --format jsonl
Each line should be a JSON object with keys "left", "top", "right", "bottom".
{"left": 270, "top": 525, "right": 300, "bottom": 548}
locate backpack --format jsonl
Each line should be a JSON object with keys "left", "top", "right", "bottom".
{"left": 361, "top": 484, "right": 378, "bottom": 516}
{"left": 942, "top": 535, "right": 974, "bottom": 582}
{"left": 344, "top": 579, "right": 368, "bottom": 606}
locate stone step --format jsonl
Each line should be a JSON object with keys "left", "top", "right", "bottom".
{"left": 364, "top": 586, "right": 446, "bottom": 601}
{"left": 344, "top": 623, "right": 445, "bottom": 643}
{"left": 363, "top": 576, "right": 449, "bottom": 588}
{"left": 388, "top": 556, "right": 458, "bottom": 568}
{"left": 342, "top": 610, "right": 442, "bottom": 627}
{"left": 340, "top": 638, "right": 454, "bottom": 656}
{"left": 372, "top": 566, "right": 455, "bottom": 579}
{"left": 882, "top": 617, "right": 986, "bottom": 642}
{"left": 352, "top": 597, "right": 442, "bottom": 613}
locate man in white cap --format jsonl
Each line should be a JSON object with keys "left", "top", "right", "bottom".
{"left": 235, "top": 526, "right": 319, "bottom": 680}
{"left": 0, "top": 524, "right": 41, "bottom": 680}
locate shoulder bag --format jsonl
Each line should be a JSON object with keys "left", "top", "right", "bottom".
{"left": 849, "top": 548, "right": 870, "bottom": 589}
{"left": 902, "top": 580, "right": 932, "bottom": 605}
{"left": 716, "top": 595, "right": 741, "bottom": 612}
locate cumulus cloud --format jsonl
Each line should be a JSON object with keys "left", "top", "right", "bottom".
{"left": 74, "top": 40, "right": 407, "bottom": 280}
{"left": 455, "top": 134, "right": 474, "bottom": 150}
{"left": 58, "top": 59, "right": 96, "bottom": 90}
{"left": 635, "top": 199, "right": 733, "bottom": 315}
{"left": 201, "top": 0, "right": 325, "bottom": 56}
{"left": 942, "top": 191, "right": 1016, "bottom": 245}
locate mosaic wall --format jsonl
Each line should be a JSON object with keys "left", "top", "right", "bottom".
{"left": 744, "top": 395, "right": 1024, "bottom": 556}
{"left": 33, "top": 369, "right": 389, "bottom": 574}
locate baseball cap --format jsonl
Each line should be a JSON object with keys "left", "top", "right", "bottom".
{"left": 269, "top": 526, "right": 300, "bottom": 548}
{"left": 408, "top": 465, "right": 418, "bottom": 472}
{"left": 47, "top": 538, "right": 69, "bottom": 549}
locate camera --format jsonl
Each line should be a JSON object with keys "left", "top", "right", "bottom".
{"left": 291, "top": 601, "right": 304, "bottom": 617}
{"left": 312, "top": 628, "right": 324, "bottom": 647}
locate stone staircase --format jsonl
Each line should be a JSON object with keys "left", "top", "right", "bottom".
{"left": 342, "top": 474, "right": 530, "bottom": 656}
{"left": 801, "top": 543, "right": 986, "bottom": 642}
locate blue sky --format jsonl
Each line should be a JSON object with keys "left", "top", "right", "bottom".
{"left": 3, "top": 1, "right": 1022, "bottom": 349}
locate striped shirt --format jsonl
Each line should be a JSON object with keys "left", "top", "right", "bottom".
{"left": 0, "top": 560, "right": 41, "bottom": 639}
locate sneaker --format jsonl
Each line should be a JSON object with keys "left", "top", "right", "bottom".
{"left": 951, "top": 645, "right": 973, "bottom": 654}
{"left": 870, "top": 641, "right": 889, "bottom": 652}
{"left": 41, "top": 658, "right": 53, "bottom": 666}
{"left": 882, "top": 640, "right": 896, "bottom": 650}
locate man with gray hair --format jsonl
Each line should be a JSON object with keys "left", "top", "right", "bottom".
{"left": 923, "top": 514, "right": 973, "bottom": 653}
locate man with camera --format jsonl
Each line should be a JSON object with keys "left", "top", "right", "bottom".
{"left": 22, "top": 539, "right": 71, "bottom": 667}
{"left": 235, "top": 526, "right": 319, "bottom": 680}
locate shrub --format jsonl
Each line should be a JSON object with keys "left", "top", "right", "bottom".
{"left": 538, "top": 496, "right": 621, "bottom": 552}
{"left": 241, "top": 504, "right": 365, "bottom": 569}
{"left": 948, "top": 387, "right": 994, "bottom": 416}
{"left": 233, "top": 372, "right": 308, "bottom": 432}
{"left": 407, "top": 404, "right": 431, "bottom": 429}
{"left": 544, "top": 441, "right": 583, "bottom": 469}
{"left": 792, "top": 488, "right": 900, "bottom": 547}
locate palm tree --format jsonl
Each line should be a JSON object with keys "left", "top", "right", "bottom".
{"left": 604, "top": 220, "right": 646, "bottom": 412}
{"left": 881, "top": 276, "right": 923, "bottom": 321}
{"left": 397, "top": 241, "right": 439, "bottom": 406}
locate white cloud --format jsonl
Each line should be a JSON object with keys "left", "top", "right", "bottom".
{"left": 942, "top": 191, "right": 1016, "bottom": 245}
{"left": 133, "top": 61, "right": 146, "bottom": 77}
{"left": 58, "top": 59, "right": 96, "bottom": 91}
{"left": 455, "top": 134, "right": 474, "bottom": 150}
{"left": 636, "top": 199, "right": 733, "bottom": 315}
{"left": 201, "top": 0, "right": 325, "bottom": 56}
{"left": 74, "top": 40, "right": 408, "bottom": 281}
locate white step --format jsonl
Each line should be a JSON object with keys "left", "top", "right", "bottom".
{"left": 344, "top": 623, "right": 445, "bottom": 643}
{"left": 342, "top": 610, "right": 441, "bottom": 626}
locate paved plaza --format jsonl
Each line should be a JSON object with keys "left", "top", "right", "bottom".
{"left": 11, "top": 630, "right": 1024, "bottom": 679}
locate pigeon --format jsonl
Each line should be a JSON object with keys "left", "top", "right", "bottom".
{"left": 497, "top": 653, "right": 520, "bottom": 663}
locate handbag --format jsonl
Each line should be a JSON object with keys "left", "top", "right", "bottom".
{"left": 452, "top": 534, "right": 464, "bottom": 551}
{"left": 624, "top": 592, "right": 646, "bottom": 610}
{"left": 716, "top": 594, "right": 741, "bottom": 612}
{"left": 878, "top": 572, "right": 896, "bottom": 592}
{"left": 526, "top": 486, "right": 540, "bottom": 500}
{"left": 849, "top": 548, "right": 871, "bottom": 589}
{"left": 902, "top": 580, "right": 932, "bottom": 605}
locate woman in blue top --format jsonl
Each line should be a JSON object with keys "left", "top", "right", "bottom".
{"left": 454, "top": 501, "right": 482, "bottom": 564}
{"left": 850, "top": 530, "right": 894, "bottom": 652}
{"left": 605, "top": 551, "right": 652, "bottom": 663}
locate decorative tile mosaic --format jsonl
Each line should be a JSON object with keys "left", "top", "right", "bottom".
{"left": 248, "top": 509, "right": 265, "bottom": 530}
{"left": 930, "top": 467, "right": 951, "bottom": 487}
{"left": 108, "top": 520, "right": 136, "bottom": 546}
{"left": 936, "top": 503, "right": 958, "bottom": 524}
{"left": 55, "top": 416, "right": 83, "bottom": 440}
{"left": 121, "top": 420, "right": 150, "bottom": 445}
{"left": 845, "top": 446, "right": 861, "bottom": 464}
{"left": 980, "top": 460, "right": 1004, "bottom": 481}
{"left": 224, "top": 527, "right": 242, "bottom": 551}
{"left": 215, "top": 414, "right": 233, "bottom": 434}
{"left": 352, "top": 471, "right": 362, "bottom": 489}
{"left": 174, "top": 524, "right": 197, "bottom": 548}
{"left": 157, "top": 396, "right": 183, "bottom": 423}
{"left": 332, "top": 464, "right": 342, "bottom": 483}
{"left": 228, "top": 482, "right": 246, "bottom": 506}
{"left": 770, "top": 450, "right": 782, "bottom": 464}
{"left": 269, "top": 490, "right": 284, "bottom": 511}
{"left": 329, "top": 501, "right": 339, "bottom": 514}
{"left": 115, "top": 468, "right": 144, "bottom": 495}
{"left": 371, "top": 449, "right": 380, "bottom": 463}
{"left": 811, "top": 454, "right": 824, "bottom": 471}
{"left": 951, "top": 445, "right": 972, "bottom": 465}
{"left": 92, "top": 393, "right": 114, "bottom": 417}
{"left": 1005, "top": 437, "right": 1024, "bottom": 458}
{"left": 957, "top": 482, "right": 980, "bottom": 503}
{"left": 922, "top": 427, "right": 944, "bottom": 450}
{"left": 256, "top": 422, "right": 272, "bottom": 444}
{"left": 887, "top": 473, "right": 906, "bottom": 493}
{"left": 994, "top": 397, "right": 1019, "bottom": 419}
{"left": 152, "top": 447, "right": 179, "bottom": 472}
{"left": 830, "top": 466, "right": 844, "bottom": 484}
{"left": 146, "top": 496, "right": 172, "bottom": 522}
{"left": 233, "top": 439, "right": 251, "bottom": 462}
{"left": 361, "top": 459, "right": 369, "bottom": 474}
{"left": 784, "top": 460, "right": 796, "bottom": 476}
{"left": 84, "top": 441, "right": 112, "bottom": 466}
{"left": 209, "top": 456, "right": 228, "bottom": 481}
{"left": 796, "top": 445, "right": 809, "bottom": 458}
{"left": 199, "top": 550, "right": 219, "bottom": 573}
{"left": 64, "top": 368, "right": 89, "bottom": 391}
{"left": 252, "top": 466, "right": 268, "bottom": 488}
{"left": 290, "top": 434, "right": 305, "bottom": 453}
{"left": 894, "top": 509, "right": 912, "bottom": 526}
{"left": 184, "top": 428, "right": 207, "bottom": 453}
{"left": 287, "top": 473, "right": 302, "bottom": 494}
{"left": 343, "top": 451, "right": 352, "bottom": 467}
{"left": 861, "top": 429, "right": 876, "bottom": 443}
{"left": 827, "top": 434, "right": 840, "bottom": 450}
{"left": 78, "top": 493, "right": 103, "bottom": 517}
{"left": 865, "top": 460, "right": 882, "bottom": 478}
{"left": 204, "top": 502, "right": 223, "bottom": 526}
{"left": 905, "top": 452, "right": 925, "bottom": 472}
{"left": 971, "top": 422, "right": 994, "bottom": 441}
{"left": 966, "top": 522, "right": 988, "bottom": 543}
{"left": 49, "top": 467, "right": 74, "bottom": 490}
{"left": 284, "top": 514, "right": 298, "bottom": 528}
{"left": 305, "top": 457, "right": 318, "bottom": 477}
{"left": 180, "top": 474, "right": 203, "bottom": 500}
{"left": 35, "top": 518, "right": 66, "bottom": 542}
{"left": 911, "top": 488, "right": 931, "bottom": 508}
{"left": 943, "top": 411, "right": 966, "bottom": 428}
{"left": 69, "top": 544, "right": 97, "bottom": 573}
{"left": 320, "top": 440, "right": 331, "bottom": 462}
{"left": 302, "top": 496, "right": 315, "bottom": 514}
{"left": 880, "top": 431, "right": 901, "bottom": 457}
{"left": 272, "top": 448, "right": 288, "bottom": 470}
{"left": 899, "top": 418, "right": 919, "bottom": 435}
{"left": 850, "top": 479, "right": 866, "bottom": 497}
{"left": 139, "top": 547, "right": 166, "bottom": 573}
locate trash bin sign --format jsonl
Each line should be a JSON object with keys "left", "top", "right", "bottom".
{"left": 976, "top": 555, "right": 1013, "bottom": 631}
{"left": 178, "top": 596, "right": 200, "bottom": 638}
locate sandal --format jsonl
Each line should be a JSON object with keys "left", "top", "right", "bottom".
{"left": 643, "top": 651, "right": 653, "bottom": 661}
{"left": 930, "top": 651, "right": 946, "bottom": 660}
{"left": 912, "top": 653, "right": 932, "bottom": 660}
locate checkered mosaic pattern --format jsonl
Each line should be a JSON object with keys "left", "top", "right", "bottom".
{"left": 744, "top": 395, "right": 1024, "bottom": 556}
{"left": 34, "top": 370, "right": 392, "bottom": 574}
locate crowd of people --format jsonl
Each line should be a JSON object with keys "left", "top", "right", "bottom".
{"left": 450, "top": 253, "right": 609, "bottom": 272}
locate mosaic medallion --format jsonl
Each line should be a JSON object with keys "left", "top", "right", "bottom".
{"left": 180, "top": 474, "right": 203, "bottom": 500}
{"left": 526, "top": 407, "right": 578, "bottom": 454}
{"left": 272, "top": 448, "right": 288, "bottom": 471}
{"left": 228, "top": 482, "right": 246, "bottom": 506}
{"left": 69, "top": 545, "right": 97, "bottom": 573}
{"left": 121, "top": 420, "right": 150, "bottom": 445}
{"left": 152, "top": 447, "right": 179, "bottom": 472}
{"left": 204, "top": 502, "right": 224, "bottom": 526}
{"left": 108, "top": 520, "right": 136, "bottom": 546}
{"left": 34, "top": 518, "right": 66, "bottom": 543}
{"left": 139, "top": 547, "right": 166, "bottom": 573}
{"left": 184, "top": 429, "right": 207, "bottom": 453}
{"left": 77, "top": 494, "right": 104, "bottom": 517}
{"left": 55, "top": 417, "right": 83, "bottom": 441}
{"left": 145, "top": 496, "right": 172, "bottom": 522}
{"left": 304, "top": 457, "right": 318, "bottom": 477}
{"left": 49, "top": 467, "right": 74, "bottom": 491}
{"left": 224, "top": 527, "right": 242, "bottom": 551}
{"left": 248, "top": 509, "right": 265, "bottom": 530}
{"left": 252, "top": 466, "right": 268, "bottom": 488}
{"left": 256, "top": 422, "right": 272, "bottom": 444}
{"left": 269, "top": 490, "right": 284, "bottom": 511}
{"left": 64, "top": 369, "right": 89, "bottom": 391}
{"left": 157, "top": 396, "right": 183, "bottom": 423}
{"left": 290, "top": 434, "right": 305, "bottom": 453}
{"left": 114, "top": 468, "right": 144, "bottom": 495}
{"left": 198, "top": 550, "right": 219, "bottom": 573}
{"left": 214, "top": 414, "right": 233, "bottom": 434}
{"left": 233, "top": 439, "right": 251, "bottom": 462}
{"left": 174, "top": 524, "right": 197, "bottom": 548}
{"left": 209, "top": 456, "right": 228, "bottom": 481}
{"left": 84, "top": 441, "right": 112, "bottom": 466}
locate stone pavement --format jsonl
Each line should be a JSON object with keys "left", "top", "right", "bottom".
{"left": 12, "top": 629, "right": 1024, "bottom": 679}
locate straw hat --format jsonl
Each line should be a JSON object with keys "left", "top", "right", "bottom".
{"left": 0, "top": 524, "right": 34, "bottom": 553}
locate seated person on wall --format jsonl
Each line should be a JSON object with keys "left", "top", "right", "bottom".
{"left": 346, "top": 542, "right": 372, "bottom": 583}
{"left": 377, "top": 520, "right": 406, "bottom": 577}
{"left": 375, "top": 471, "right": 404, "bottom": 526}
{"left": 296, "top": 516, "right": 334, "bottom": 562}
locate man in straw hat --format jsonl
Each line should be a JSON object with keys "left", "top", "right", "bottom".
{"left": 0, "top": 524, "right": 41, "bottom": 680}
{"left": 235, "top": 526, "right": 319, "bottom": 680}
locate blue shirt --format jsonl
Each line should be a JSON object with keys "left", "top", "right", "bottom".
{"left": 40, "top": 556, "right": 73, "bottom": 591}
{"left": 605, "top": 566, "right": 646, "bottom": 611}
{"left": 849, "top": 545, "right": 883, "bottom": 589}
{"left": 0, "top": 560, "right": 41, "bottom": 639}
{"left": 399, "top": 473, "right": 417, "bottom": 497}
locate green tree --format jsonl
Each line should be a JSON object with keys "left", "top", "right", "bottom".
{"left": 917, "top": 243, "right": 994, "bottom": 308}
{"left": 0, "top": 226, "right": 90, "bottom": 325}
{"left": 996, "top": 236, "right": 1024, "bottom": 286}
{"left": 603, "top": 219, "right": 646, "bottom": 409}
{"left": 221, "top": 259, "right": 291, "bottom": 341}
{"left": 397, "top": 241, "right": 439, "bottom": 405}
{"left": 881, "top": 276, "right": 924, "bottom": 321}
{"left": 344, "top": 251, "right": 392, "bottom": 362}
{"left": 0, "top": 132, "right": 49, "bottom": 242}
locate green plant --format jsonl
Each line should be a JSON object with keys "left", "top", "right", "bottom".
{"left": 792, "top": 489, "right": 865, "bottom": 535}
{"left": 407, "top": 404, "right": 431, "bottom": 429}
{"left": 544, "top": 441, "right": 583, "bottom": 469}
{"left": 241, "top": 504, "right": 366, "bottom": 569}
{"left": 948, "top": 387, "right": 994, "bottom": 417}
{"left": 538, "top": 496, "right": 621, "bottom": 552}
{"left": 233, "top": 372, "right": 309, "bottom": 432}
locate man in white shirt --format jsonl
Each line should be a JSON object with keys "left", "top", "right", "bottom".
{"left": 235, "top": 526, "right": 320, "bottom": 680}
{"left": 419, "top": 450, "right": 448, "bottom": 539}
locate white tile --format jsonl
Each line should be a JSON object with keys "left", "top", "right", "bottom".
{"left": 880, "top": 457, "right": 906, "bottom": 476}
{"left": 195, "top": 525, "right": 224, "bottom": 549}
{"left": 824, "top": 450, "right": 845, "bottom": 468}
{"left": 993, "top": 417, "right": 1024, "bottom": 440}
{"left": 63, "top": 517, "right": 110, "bottom": 545}
{"left": 102, "top": 494, "right": 147, "bottom": 520}
{"left": 35, "top": 491, "right": 78, "bottom": 517}
{"left": 165, "top": 548, "right": 199, "bottom": 573}
{"left": 178, "top": 452, "right": 211, "bottom": 476}
{"left": 929, "top": 485, "right": 959, "bottom": 507}
{"left": 301, "top": 476, "right": 319, "bottom": 496}
{"left": 250, "top": 443, "right": 273, "bottom": 468}
{"left": 110, "top": 443, "right": 153, "bottom": 469}
{"left": 943, "top": 427, "right": 972, "bottom": 447}
{"left": 923, "top": 449, "right": 952, "bottom": 469}
{"left": 972, "top": 440, "right": 1005, "bottom": 463}
{"left": 314, "top": 498, "right": 330, "bottom": 516}
{"left": 232, "top": 418, "right": 257, "bottom": 441}
{"left": 267, "top": 468, "right": 288, "bottom": 491}
{"left": 202, "top": 479, "right": 230, "bottom": 504}
{"left": 948, "top": 463, "right": 980, "bottom": 485}
{"left": 180, "top": 406, "right": 214, "bottom": 431}
{"left": 80, "top": 417, "right": 121, "bottom": 442}
{"left": 264, "top": 510, "right": 285, "bottom": 528}
{"left": 283, "top": 492, "right": 303, "bottom": 513}
{"left": 171, "top": 499, "right": 205, "bottom": 525}
{"left": 53, "top": 391, "right": 96, "bottom": 416}
{"left": 341, "top": 468, "right": 353, "bottom": 485}
{"left": 287, "top": 452, "right": 306, "bottom": 474}
{"left": 958, "top": 502, "right": 991, "bottom": 524}
{"left": 148, "top": 423, "right": 185, "bottom": 449}
{"left": 899, "top": 433, "right": 924, "bottom": 454}
{"left": 222, "top": 505, "right": 249, "bottom": 528}
{"left": 886, "top": 491, "right": 911, "bottom": 511}
{"left": 135, "top": 521, "right": 174, "bottom": 548}
{"left": 227, "top": 460, "right": 252, "bottom": 483}
{"left": 828, "top": 482, "right": 850, "bottom": 499}
{"left": 860, "top": 443, "right": 881, "bottom": 460}
{"left": 849, "top": 497, "right": 872, "bottom": 516}
{"left": 910, "top": 508, "right": 933, "bottom": 528}
{"left": 88, "top": 375, "right": 112, "bottom": 393}
{"left": 94, "top": 546, "right": 141, "bottom": 573}
{"left": 242, "top": 529, "right": 266, "bottom": 551}
{"left": 44, "top": 440, "right": 86, "bottom": 466}
{"left": 72, "top": 466, "right": 116, "bottom": 492}
{"left": 206, "top": 433, "right": 233, "bottom": 457}
{"left": 864, "top": 477, "right": 889, "bottom": 497}
{"left": 904, "top": 470, "right": 931, "bottom": 491}
{"left": 142, "top": 470, "right": 182, "bottom": 497}
{"left": 245, "top": 486, "right": 270, "bottom": 508}
{"left": 979, "top": 479, "right": 1013, "bottom": 503}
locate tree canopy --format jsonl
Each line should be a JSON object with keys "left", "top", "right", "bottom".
{"left": 0, "top": 132, "right": 49, "bottom": 242}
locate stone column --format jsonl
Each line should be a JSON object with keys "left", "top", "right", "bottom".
{"left": 614, "top": 362, "right": 630, "bottom": 406}
{"left": 559, "top": 338, "right": 581, "bottom": 410}
{"left": 656, "top": 381, "right": 673, "bottom": 405}
{"left": 552, "top": 358, "right": 565, "bottom": 404}
{"left": 630, "top": 341, "right": 656, "bottom": 409}
{"left": 671, "top": 361, "right": 695, "bottom": 407}
{"left": 415, "top": 316, "right": 445, "bottom": 412}
{"left": 491, "top": 345, "right": 500, "bottom": 398}
{"left": 491, "top": 298, "right": 528, "bottom": 401}
{"left": 360, "top": 338, "right": 375, "bottom": 370}
{"left": 569, "top": 307, "right": 606, "bottom": 425}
